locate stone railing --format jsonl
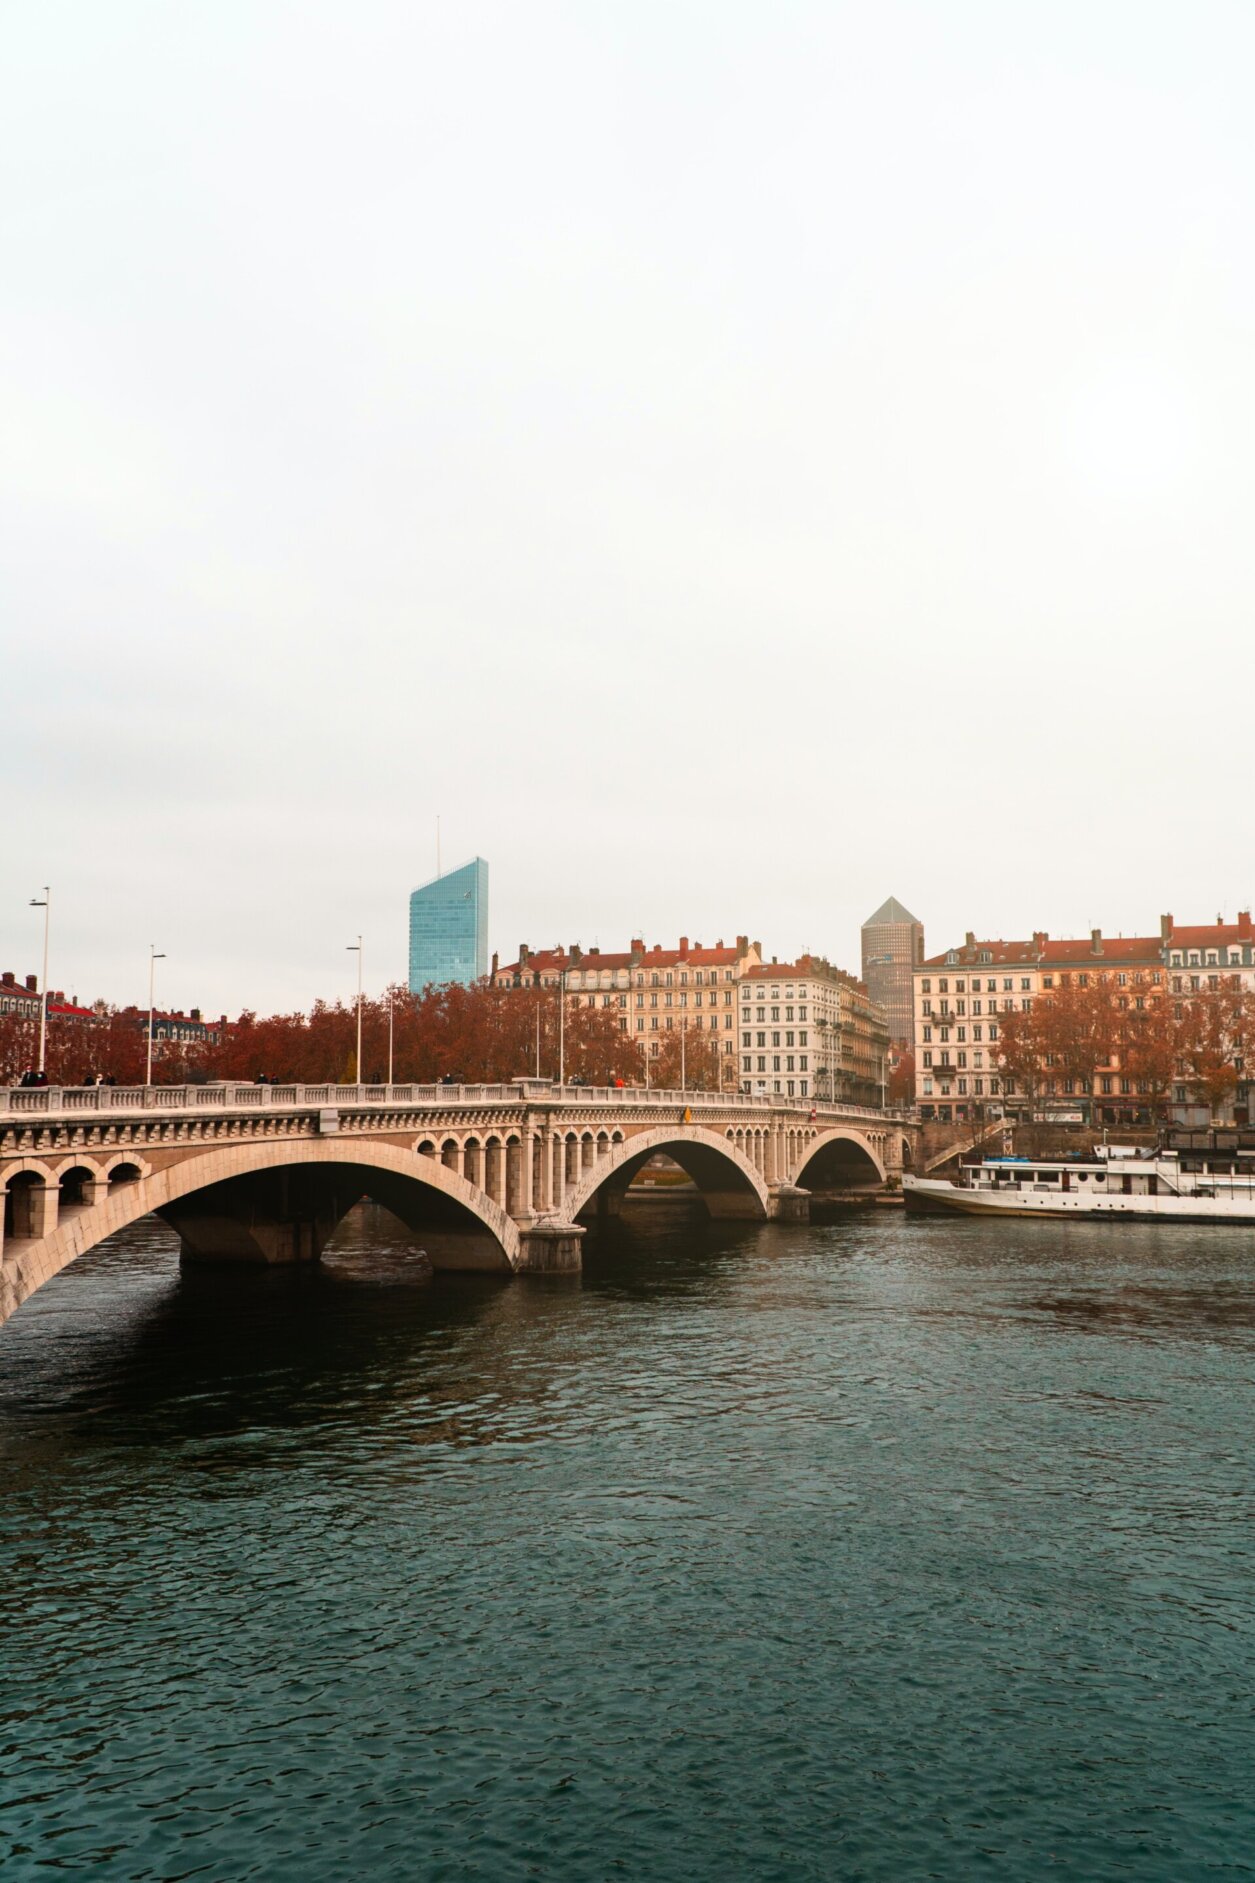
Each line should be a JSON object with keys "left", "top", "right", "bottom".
{"left": 0, "top": 1081, "right": 915, "bottom": 1125}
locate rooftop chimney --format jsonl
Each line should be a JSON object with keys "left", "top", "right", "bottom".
{"left": 1, "top": 971, "right": 12, "bottom": 986}
{"left": 1160, "top": 913, "right": 1173, "bottom": 943}
{"left": 736, "top": 935, "right": 749, "bottom": 952}
{"left": 25, "top": 974, "right": 36, "bottom": 992}
{"left": 1032, "top": 931, "right": 1047, "bottom": 952}
{"left": 569, "top": 943, "right": 582, "bottom": 963}
{"left": 519, "top": 943, "right": 530, "bottom": 966}
{"left": 965, "top": 931, "right": 976, "bottom": 948}
{"left": 630, "top": 938, "right": 645, "bottom": 957}
{"left": 679, "top": 936, "right": 689, "bottom": 954}
{"left": 1091, "top": 928, "right": 1103, "bottom": 955}
{"left": 1239, "top": 912, "right": 1252, "bottom": 939}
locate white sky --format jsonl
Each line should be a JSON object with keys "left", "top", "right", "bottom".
{"left": 4, "top": 2, "right": 1252, "bottom": 1015}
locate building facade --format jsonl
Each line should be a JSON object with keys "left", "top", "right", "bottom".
{"left": 861, "top": 897, "right": 925, "bottom": 1050}
{"left": 492, "top": 936, "right": 760, "bottom": 1076}
{"left": 739, "top": 956, "right": 889, "bottom": 1103}
{"left": 913, "top": 929, "right": 1165, "bottom": 1124}
{"left": 408, "top": 857, "right": 489, "bottom": 994}
{"left": 1163, "top": 912, "right": 1255, "bottom": 1126}
{"left": 0, "top": 973, "right": 41, "bottom": 1020}
{"left": 140, "top": 1007, "right": 227, "bottom": 1050}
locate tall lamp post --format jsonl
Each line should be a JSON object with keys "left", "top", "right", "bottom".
{"left": 146, "top": 945, "right": 166, "bottom": 1087}
{"left": 557, "top": 961, "right": 566, "bottom": 1087}
{"left": 346, "top": 938, "right": 363, "bottom": 1084}
{"left": 387, "top": 985, "right": 394, "bottom": 1088}
{"left": 30, "top": 887, "right": 50, "bottom": 1076}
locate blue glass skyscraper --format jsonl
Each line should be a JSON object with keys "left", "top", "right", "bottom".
{"left": 408, "top": 857, "right": 489, "bottom": 993}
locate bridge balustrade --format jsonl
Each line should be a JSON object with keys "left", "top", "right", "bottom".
{"left": 0, "top": 1082, "right": 915, "bottom": 1123}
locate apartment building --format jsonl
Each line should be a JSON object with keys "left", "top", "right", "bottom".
{"left": 492, "top": 936, "right": 761, "bottom": 1066}
{"left": 913, "top": 929, "right": 1164, "bottom": 1122}
{"left": 739, "top": 955, "right": 889, "bottom": 1103}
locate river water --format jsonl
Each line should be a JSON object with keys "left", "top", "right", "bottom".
{"left": 1, "top": 1202, "right": 1253, "bottom": 1881}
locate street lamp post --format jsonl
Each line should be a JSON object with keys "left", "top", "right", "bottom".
{"left": 29, "top": 888, "right": 50, "bottom": 1076}
{"left": 146, "top": 945, "right": 166, "bottom": 1087}
{"left": 346, "top": 939, "right": 363, "bottom": 1084}
{"left": 387, "top": 985, "right": 394, "bottom": 1087}
{"left": 558, "top": 962, "right": 566, "bottom": 1088}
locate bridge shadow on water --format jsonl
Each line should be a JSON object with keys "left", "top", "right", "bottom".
{"left": 0, "top": 1196, "right": 771, "bottom": 1466}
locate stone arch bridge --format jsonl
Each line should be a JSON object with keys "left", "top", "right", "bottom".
{"left": 0, "top": 1081, "right": 918, "bottom": 1330}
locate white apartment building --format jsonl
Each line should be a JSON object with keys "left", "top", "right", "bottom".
{"left": 739, "top": 956, "right": 888, "bottom": 1103}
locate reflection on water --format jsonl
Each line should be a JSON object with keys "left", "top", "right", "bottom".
{"left": 2, "top": 1202, "right": 1254, "bottom": 1880}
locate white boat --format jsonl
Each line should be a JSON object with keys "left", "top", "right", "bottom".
{"left": 904, "top": 1143, "right": 1255, "bottom": 1225}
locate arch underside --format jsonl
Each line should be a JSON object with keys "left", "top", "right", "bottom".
{"left": 565, "top": 1126, "right": 771, "bottom": 1223}
{"left": 0, "top": 1141, "right": 518, "bottom": 1329}
{"left": 794, "top": 1129, "right": 886, "bottom": 1191}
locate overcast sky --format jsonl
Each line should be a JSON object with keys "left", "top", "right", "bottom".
{"left": 4, "top": 2, "right": 1252, "bottom": 1015}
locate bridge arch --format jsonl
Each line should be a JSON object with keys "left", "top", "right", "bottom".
{"left": 0, "top": 1138, "right": 521, "bottom": 1331}
{"left": 562, "top": 1124, "right": 771, "bottom": 1224}
{"left": 792, "top": 1127, "right": 886, "bottom": 1189}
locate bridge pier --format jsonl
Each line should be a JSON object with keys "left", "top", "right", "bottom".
{"left": 515, "top": 1220, "right": 584, "bottom": 1274}
{"left": 768, "top": 1183, "right": 810, "bottom": 1223}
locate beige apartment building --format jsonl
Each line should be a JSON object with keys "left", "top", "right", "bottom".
{"left": 738, "top": 956, "right": 889, "bottom": 1104}
{"left": 492, "top": 936, "right": 761, "bottom": 1068}
{"left": 913, "top": 929, "right": 1164, "bottom": 1122}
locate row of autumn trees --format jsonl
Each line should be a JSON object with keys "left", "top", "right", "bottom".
{"left": 994, "top": 976, "right": 1255, "bottom": 1118}
{"left": 0, "top": 982, "right": 736, "bottom": 1090}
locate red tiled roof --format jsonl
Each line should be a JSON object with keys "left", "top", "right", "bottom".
{"left": 922, "top": 939, "right": 1038, "bottom": 968}
{"left": 1040, "top": 936, "right": 1161, "bottom": 965}
{"left": 924, "top": 933, "right": 1163, "bottom": 970}
{"left": 1169, "top": 914, "right": 1253, "bottom": 949}
{"left": 496, "top": 938, "right": 750, "bottom": 976}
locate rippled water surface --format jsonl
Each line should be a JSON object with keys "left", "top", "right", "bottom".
{"left": 2, "top": 1202, "right": 1254, "bottom": 1880}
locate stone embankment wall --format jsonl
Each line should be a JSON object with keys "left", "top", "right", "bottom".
{"left": 921, "top": 1118, "right": 1161, "bottom": 1173}
{"left": 1006, "top": 1122, "right": 1159, "bottom": 1162}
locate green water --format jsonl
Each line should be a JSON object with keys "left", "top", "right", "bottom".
{"left": 2, "top": 1204, "right": 1253, "bottom": 1880}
